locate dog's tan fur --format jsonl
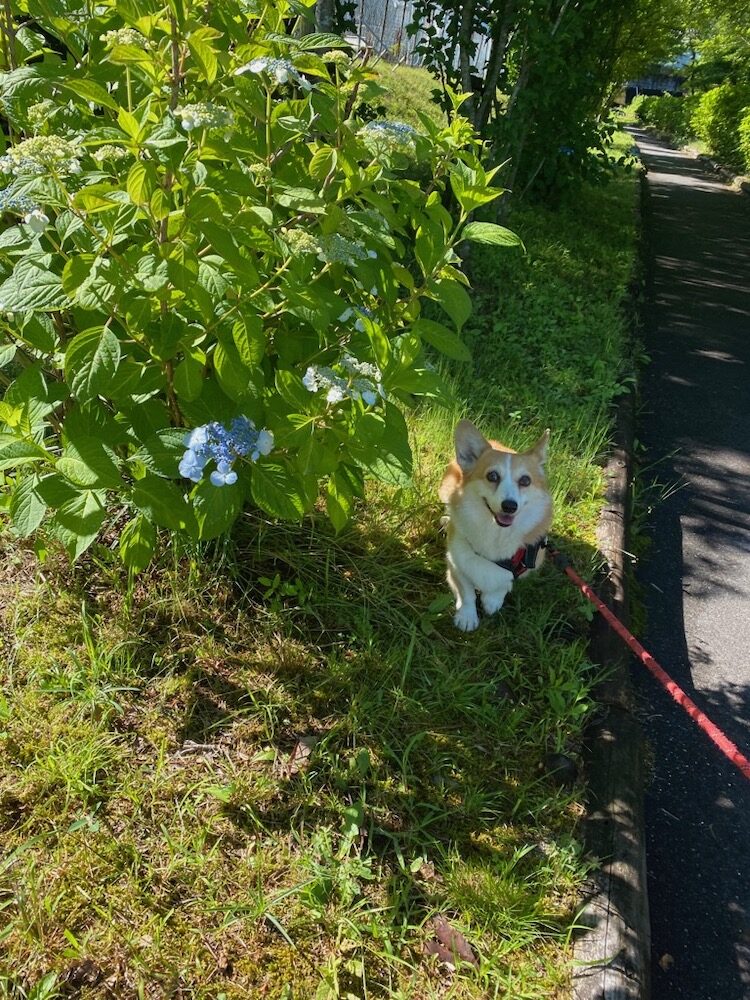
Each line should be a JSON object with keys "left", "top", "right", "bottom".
{"left": 440, "top": 419, "right": 553, "bottom": 631}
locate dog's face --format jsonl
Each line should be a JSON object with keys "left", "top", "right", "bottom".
{"left": 452, "top": 419, "right": 550, "bottom": 533}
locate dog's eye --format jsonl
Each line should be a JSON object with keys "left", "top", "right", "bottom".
{"left": 486, "top": 470, "right": 500, "bottom": 484}
{"left": 518, "top": 475, "right": 531, "bottom": 487}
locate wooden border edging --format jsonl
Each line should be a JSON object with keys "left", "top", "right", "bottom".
{"left": 572, "top": 383, "right": 650, "bottom": 1000}
{"left": 572, "top": 162, "right": 651, "bottom": 998}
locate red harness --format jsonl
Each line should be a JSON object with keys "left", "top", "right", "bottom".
{"left": 496, "top": 537, "right": 548, "bottom": 579}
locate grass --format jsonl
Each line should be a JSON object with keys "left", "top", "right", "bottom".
{"left": 370, "top": 64, "right": 447, "bottom": 128}
{"left": 0, "top": 82, "right": 640, "bottom": 1000}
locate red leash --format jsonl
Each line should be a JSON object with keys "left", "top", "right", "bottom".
{"left": 551, "top": 550, "right": 750, "bottom": 782}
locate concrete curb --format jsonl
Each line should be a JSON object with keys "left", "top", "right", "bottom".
{"left": 572, "top": 165, "right": 650, "bottom": 999}
{"left": 636, "top": 124, "right": 749, "bottom": 195}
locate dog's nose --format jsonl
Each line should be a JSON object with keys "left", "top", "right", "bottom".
{"left": 501, "top": 499, "right": 518, "bottom": 514}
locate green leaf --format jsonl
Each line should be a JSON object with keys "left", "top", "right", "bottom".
{"left": 247, "top": 206, "right": 273, "bottom": 226}
{"left": 275, "top": 370, "right": 312, "bottom": 412}
{"left": 132, "top": 473, "right": 196, "bottom": 534}
{"left": 72, "top": 185, "right": 121, "bottom": 214}
{"left": 63, "top": 255, "right": 120, "bottom": 310}
{"left": 53, "top": 489, "right": 107, "bottom": 559}
{"left": 326, "top": 469, "right": 354, "bottom": 534}
{"left": 309, "top": 146, "right": 337, "bottom": 182}
{"left": 214, "top": 340, "right": 255, "bottom": 403}
{"left": 251, "top": 462, "right": 306, "bottom": 521}
{"left": 35, "top": 472, "right": 78, "bottom": 508}
{"left": 200, "top": 221, "right": 258, "bottom": 282}
{"left": 119, "top": 514, "right": 156, "bottom": 573}
{"left": 0, "top": 343, "right": 15, "bottom": 368}
{"left": 294, "top": 32, "right": 350, "bottom": 50}
{"left": 461, "top": 222, "right": 522, "bottom": 248}
{"left": 192, "top": 478, "right": 243, "bottom": 540}
{"left": 233, "top": 315, "right": 266, "bottom": 368}
{"left": 60, "top": 77, "right": 119, "bottom": 111}
{"left": 415, "top": 219, "right": 445, "bottom": 276}
{"left": 173, "top": 350, "right": 205, "bottom": 402}
{"left": 0, "top": 255, "right": 66, "bottom": 313}
{"left": 188, "top": 32, "right": 218, "bottom": 83}
{"left": 430, "top": 279, "right": 472, "bottom": 331}
{"left": 0, "top": 437, "right": 48, "bottom": 471}
{"left": 57, "top": 436, "right": 122, "bottom": 489}
{"left": 413, "top": 318, "right": 471, "bottom": 362}
{"left": 10, "top": 475, "right": 46, "bottom": 536}
{"left": 352, "top": 402, "right": 412, "bottom": 486}
{"left": 126, "top": 160, "right": 156, "bottom": 205}
{"left": 65, "top": 327, "right": 122, "bottom": 402}
{"left": 134, "top": 428, "right": 187, "bottom": 478}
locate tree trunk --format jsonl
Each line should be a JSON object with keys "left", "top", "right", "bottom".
{"left": 475, "top": 0, "right": 517, "bottom": 131}
{"left": 315, "top": 0, "right": 337, "bottom": 33}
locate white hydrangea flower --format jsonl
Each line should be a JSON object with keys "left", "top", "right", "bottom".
{"left": 100, "top": 28, "right": 151, "bottom": 50}
{"left": 92, "top": 144, "right": 129, "bottom": 164}
{"left": 23, "top": 209, "right": 49, "bottom": 234}
{"left": 253, "top": 429, "right": 275, "bottom": 458}
{"left": 283, "top": 228, "right": 320, "bottom": 256}
{"left": 322, "top": 50, "right": 350, "bottom": 68}
{"left": 326, "top": 384, "right": 347, "bottom": 404}
{"left": 317, "top": 234, "right": 369, "bottom": 267}
{"left": 26, "top": 100, "right": 55, "bottom": 132}
{"left": 359, "top": 120, "right": 419, "bottom": 158}
{"left": 303, "top": 359, "right": 384, "bottom": 407}
{"left": 234, "top": 56, "right": 312, "bottom": 91}
{"left": 0, "top": 136, "right": 82, "bottom": 177}
{"left": 173, "top": 102, "right": 234, "bottom": 132}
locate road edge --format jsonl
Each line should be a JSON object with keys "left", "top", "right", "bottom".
{"left": 572, "top": 160, "right": 651, "bottom": 1000}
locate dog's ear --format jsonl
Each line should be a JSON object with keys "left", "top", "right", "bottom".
{"left": 454, "top": 420, "right": 491, "bottom": 472}
{"left": 530, "top": 429, "right": 550, "bottom": 466}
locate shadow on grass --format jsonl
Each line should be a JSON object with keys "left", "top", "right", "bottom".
{"left": 0, "top": 501, "right": 628, "bottom": 1000}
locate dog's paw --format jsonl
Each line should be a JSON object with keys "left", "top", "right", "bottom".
{"left": 454, "top": 605, "right": 480, "bottom": 632}
{"left": 481, "top": 590, "right": 508, "bottom": 616}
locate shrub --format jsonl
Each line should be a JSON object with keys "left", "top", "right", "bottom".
{"left": 632, "top": 93, "right": 698, "bottom": 144}
{"left": 0, "top": 0, "right": 517, "bottom": 568}
{"left": 739, "top": 109, "right": 750, "bottom": 174}
{"left": 691, "top": 83, "right": 750, "bottom": 168}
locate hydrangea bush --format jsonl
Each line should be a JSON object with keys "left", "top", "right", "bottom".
{"left": 0, "top": 0, "right": 516, "bottom": 569}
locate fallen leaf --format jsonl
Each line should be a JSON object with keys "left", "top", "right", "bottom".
{"left": 279, "top": 734, "right": 319, "bottom": 778}
{"left": 425, "top": 915, "right": 478, "bottom": 969}
{"left": 61, "top": 959, "right": 103, "bottom": 989}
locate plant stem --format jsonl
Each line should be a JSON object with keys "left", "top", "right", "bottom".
{"left": 169, "top": 13, "right": 181, "bottom": 110}
{"left": 2, "top": 0, "right": 17, "bottom": 71}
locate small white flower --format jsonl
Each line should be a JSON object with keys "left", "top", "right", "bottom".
{"left": 326, "top": 384, "right": 346, "bottom": 404}
{"left": 23, "top": 209, "right": 49, "bottom": 234}
{"left": 235, "top": 56, "right": 312, "bottom": 91}
{"left": 174, "top": 102, "right": 233, "bottom": 133}
{"left": 303, "top": 367, "right": 320, "bottom": 392}
{"left": 255, "top": 429, "right": 274, "bottom": 456}
{"left": 186, "top": 426, "right": 210, "bottom": 448}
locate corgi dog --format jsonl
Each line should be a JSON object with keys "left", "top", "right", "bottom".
{"left": 439, "top": 420, "right": 552, "bottom": 631}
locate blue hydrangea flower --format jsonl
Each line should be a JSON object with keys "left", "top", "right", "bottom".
{"left": 0, "top": 187, "right": 37, "bottom": 214}
{"left": 179, "top": 415, "right": 274, "bottom": 486}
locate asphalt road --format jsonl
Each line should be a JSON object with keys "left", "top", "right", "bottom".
{"left": 631, "top": 127, "right": 750, "bottom": 998}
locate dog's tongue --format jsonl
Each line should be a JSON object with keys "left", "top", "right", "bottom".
{"left": 494, "top": 512, "right": 514, "bottom": 528}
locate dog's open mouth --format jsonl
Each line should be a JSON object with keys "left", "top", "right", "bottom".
{"left": 485, "top": 500, "right": 514, "bottom": 528}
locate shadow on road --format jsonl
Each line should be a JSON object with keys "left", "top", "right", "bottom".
{"left": 631, "top": 126, "right": 750, "bottom": 1000}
